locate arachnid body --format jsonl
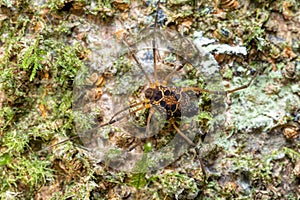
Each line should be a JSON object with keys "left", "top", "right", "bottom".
{"left": 46, "top": 1, "right": 257, "bottom": 173}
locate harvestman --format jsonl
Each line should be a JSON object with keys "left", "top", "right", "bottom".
{"left": 40, "top": 2, "right": 257, "bottom": 175}
{"left": 95, "top": 5, "right": 257, "bottom": 149}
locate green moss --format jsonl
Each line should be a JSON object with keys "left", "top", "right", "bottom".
{"left": 0, "top": 4, "right": 87, "bottom": 196}
{"left": 0, "top": 155, "right": 53, "bottom": 197}
{"left": 19, "top": 38, "right": 44, "bottom": 81}
{"left": 0, "top": 0, "right": 299, "bottom": 198}
{"left": 158, "top": 172, "right": 199, "bottom": 198}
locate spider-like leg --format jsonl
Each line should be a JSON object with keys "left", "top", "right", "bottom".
{"left": 38, "top": 135, "right": 81, "bottom": 153}
{"left": 39, "top": 102, "right": 147, "bottom": 152}
{"left": 225, "top": 70, "right": 258, "bottom": 94}
{"left": 100, "top": 101, "right": 145, "bottom": 127}
{"left": 182, "top": 70, "right": 258, "bottom": 95}
{"left": 163, "top": 62, "right": 185, "bottom": 85}
{"left": 126, "top": 106, "right": 156, "bottom": 151}
{"left": 146, "top": 107, "right": 156, "bottom": 137}
{"left": 152, "top": 0, "right": 162, "bottom": 82}
{"left": 100, "top": 103, "right": 148, "bottom": 129}
{"left": 182, "top": 87, "right": 226, "bottom": 95}
{"left": 122, "top": 39, "right": 152, "bottom": 84}
{"left": 171, "top": 119, "right": 207, "bottom": 183}
{"left": 171, "top": 120, "right": 195, "bottom": 146}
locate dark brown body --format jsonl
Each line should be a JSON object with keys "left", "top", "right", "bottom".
{"left": 144, "top": 85, "right": 197, "bottom": 119}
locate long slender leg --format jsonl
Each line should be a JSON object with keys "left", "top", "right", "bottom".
{"left": 195, "top": 147, "right": 207, "bottom": 199}
{"left": 163, "top": 61, "right": 186, "bottom": 85}
{"left": 122, "top": 39, "right": 152, "bottom": 84}
{"left": 199, "top": 156, "right": 207, "bottom": 179}
{"left": 182, "top": 71, "right": 258, "bottom": 95}
{"left": 171, "top": 118, "right": 208, "bottom": 194}
{"left": 39, "top": 103, "right": 147, "bottom": 152}
{"left": 171, "top": 119, "right": 207, "bottom": 194}
{"left": 100, "top": 104, "right": 146, "bottom": 128}
{"left": 171, "top": 120, "right": 195, "bottom": 146}
{"left": 105, "top": 101, "right": 144, "bottom": 125}
{"left": 146, "top": 108, "right": 156, "bottom": 137}
{"left": 152, "top": 0, "right": 161, "bottom": 82}
{"left": 162, "top": 28, "right": 198, "bottom": 84}
{"left": 127, "top": 107, "right": 156, "bottom": 151}
{"left": 38, "top": 135, "right": 80, "bottom": 153}
{"left": 182, "top": 86, "right": 226, "bottom": 95}
{"left": 225, "top": 70, "right": 258, "bottom": 94}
